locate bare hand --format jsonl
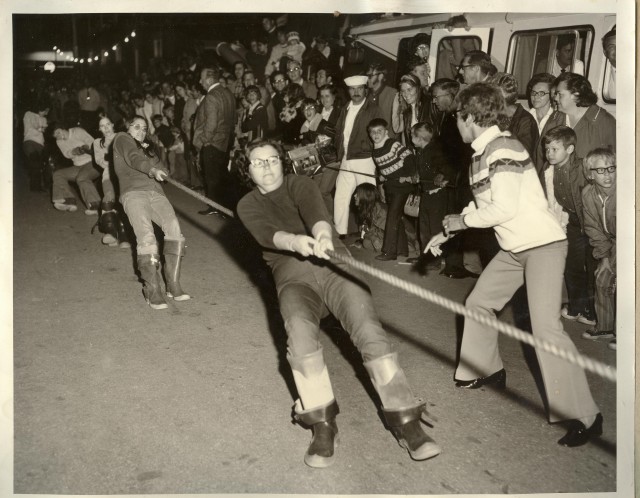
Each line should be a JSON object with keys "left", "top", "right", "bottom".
{"left": 424, "top": 232, "right": 450, "bottom": 256}
{"left": 442, "top": 214, "right": 466, "bottom": 235}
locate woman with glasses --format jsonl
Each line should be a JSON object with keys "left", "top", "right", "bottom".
{"left": 237, "top": 140, "right": 441, "bottom": 468}
{"left": 113, "top": 115, "right": 191, "bottom": 310}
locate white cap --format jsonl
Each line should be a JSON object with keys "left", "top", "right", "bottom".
{"left": 344, "top": 75, "right": 368, "bottom": 87}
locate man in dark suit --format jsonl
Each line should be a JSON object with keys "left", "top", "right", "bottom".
{"left": 192, "top": 67, "right": 237, "bottom": 214}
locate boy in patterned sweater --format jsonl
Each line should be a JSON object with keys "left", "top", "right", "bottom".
{"left": 368, "top": 118, "right": 417, "bottom": 261}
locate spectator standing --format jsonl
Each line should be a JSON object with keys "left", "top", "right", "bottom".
{"left": 22, "top": 100, "right": 49, "bottom": 191}
{"left": 366, "top": 63, "right": 399, "bottom": 139}
{"left": 192, "top": 67, "right": 237, "bottom": 214}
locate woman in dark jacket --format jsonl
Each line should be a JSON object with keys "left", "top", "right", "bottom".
{"left": 399, "top": 74, "right": 433, "bottom": 148}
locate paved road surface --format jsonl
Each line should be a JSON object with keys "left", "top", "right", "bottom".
{"left": 10, "top": 171, "right": 618, "bottom": 495}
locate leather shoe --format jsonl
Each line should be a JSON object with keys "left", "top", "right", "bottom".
{"left": 557, "top": 413, "right": 603, "bottom": 447}
{"left": 441, "top": 268, "right": 480, "bottom": 279}
{"left": 375, "top": 252, "right": 397, "bottom": 261}
{"left": 198, "top": 206, "right": 220, "bottom": 216}
{"left": 455, "top": 368, "right": 506, "bottom": 389}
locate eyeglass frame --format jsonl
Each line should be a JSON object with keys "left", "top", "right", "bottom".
{"left": 589, "top": 165, "right": 617, "bottom": 174}
{"left": 530, "top": 90, "right": 550, "bottom": 98}
{"left": 250, "top": 155, "right": 281, "bottom": 169}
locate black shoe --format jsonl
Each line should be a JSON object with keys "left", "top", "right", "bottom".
{"left": 405, "top": 257, "right": 420, "bottom": 264}
{"left": 441, "top": 268, "right": 480, "bottom": 279}
{"left": 558, "top": 413, "right": 603, "bottom": 447}
{"left": 198, "top": 206, "right": 220, "bottom": 216}
{"left": 455, "top": 368, "right": 506, "bottom": 389}
{"left": 375, "top": 252, "right": 397, "bottom": 261}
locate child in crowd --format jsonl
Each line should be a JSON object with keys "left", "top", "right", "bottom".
{"left": 369, "top": 118, "right": 417, "bottom": 261}
{"left": 580, "top": 148, "right": 617, "bottom": 349}
{"left": 542, "top": 126, "right": 597, "bottom": 326}
{"left": 410, "top": 122, "right": 453, "bottom": 264}
{"left": 285, "top": 32, "right": 306, "bottom": 63}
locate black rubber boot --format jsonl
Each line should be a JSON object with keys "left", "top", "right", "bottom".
{"left": 163, "top": 239, "right": 191, "bottom": 301}
{"left": 382, "top": 400, "right": 441, "bottom": 461}
{"left": 98, "top": 201, "right": 119, "bottom": 246}
{"left": 137, "top": 254, "right": 168, "bottom": 310}
{"left": 293, "top": 399, "right": 340, "bottom": 468}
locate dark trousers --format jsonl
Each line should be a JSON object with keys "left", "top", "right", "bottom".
{"left": 200, "top": 145, "right": 230, "bottom": 208}
{"left": 565, "top": 222, "right": 596, "bottom": 318}
{"left": 23, "top": 140, "right": 44, "bottom": 190}
{"left": 381, "top": 184, "right": 413, "bottom": 257}
{"left": 417, "top": 186, "right": 447, "bottom": 251}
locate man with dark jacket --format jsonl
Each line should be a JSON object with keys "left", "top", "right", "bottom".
{"left": 192, "top": 67, "right": 236, "bottom": 214}
{"left": 333, "top": 75, "right": 382, "bottom": 236}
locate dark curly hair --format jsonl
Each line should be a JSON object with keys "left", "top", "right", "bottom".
{"left": 553, "top": 72, "right": 598, "bottom": 107}
{"left": 526, "top": 73, "right": 556, "bottom": 108}
{"left": 235, "top": 140, "right": 294, "bottom": 189}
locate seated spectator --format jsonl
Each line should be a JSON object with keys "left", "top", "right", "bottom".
{"left": 50, "top": 122, "right": 101, "bottom": 214}
{"left": 368, "top": 118, "right": 417, "bottom": 262}
{"left": 298, "top": 98, "right": 333, "bottom": 144}
{"left": 580, "top": 148, "right": 617, "bottom": 349}
{"left": 491, "top": 72, "right": 539, "bottom": 158}
{"left": 541, "top": 125, "right": 596, "bottom": 326}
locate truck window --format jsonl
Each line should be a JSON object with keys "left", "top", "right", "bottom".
{"left": 602, "top": 59, "right": 616, "bottom": 103}
{"left": 508, "top": 27, "right": 594, "bottom": 99}
{"left": 435, "top": 36, "right": 481, "bottom": 80}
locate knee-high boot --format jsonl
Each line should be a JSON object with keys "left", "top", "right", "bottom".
{"left": 364, "top": 353, "right": 441, "bottom": 461}
{"left": 288, "top": 349, "right": 339, "bottom": 468}
{"left": 163, "top": 239, "right": 191, "bottom": 301}
{"left": 137, "top": 254, "right": 168, "bottom": 310}
{"left": 98, "top": 201, "right": 119, "bottom": 246}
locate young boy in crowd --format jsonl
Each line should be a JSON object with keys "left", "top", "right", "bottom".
{"left": 409, "top": 121, "right": 453, "bottom": 265}
{"left": 368, "top": 118, "right": 417, "bottom": 261}
{"left": 580, "top": 148, "right": 617, "bottom": 349}
{"left": 542, "top": 126, "right": 597, "bottom": 326}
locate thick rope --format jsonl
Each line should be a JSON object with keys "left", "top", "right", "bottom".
{"left": 164, "top": 178, "right": 617, "bottom": 383}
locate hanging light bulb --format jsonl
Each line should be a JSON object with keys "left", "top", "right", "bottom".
{"left": 53, "top": 46, "right": 57, "bottom": 50}
{"left": 59, "top": 51, "right": 64, "bottom": 56}
{"left": 79, "top": 59, "right": 84, "bottom": 63}
{"left": 104, "top": 51, "right": 109, "bottom": 57}
{"left": 112, "top": 45, "right": 117, "bottom": 50}
{"left": 88, "top": 58, "right": 92, "bottom": 63}
{"left": 94, "top": 56, "right": 99, "bottom": 61}
{"left": 124, "top": 36, "right": 130, "bottom": 43}
{"left": 73, "top": 58, "right": 78, "bottom": 62}
{"left": 131, "top": 31, "right": 136, "bottom": 37}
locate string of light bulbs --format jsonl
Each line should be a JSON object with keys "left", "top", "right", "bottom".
{"left": 52, "top": 30, "right": 137, "bottom": 64}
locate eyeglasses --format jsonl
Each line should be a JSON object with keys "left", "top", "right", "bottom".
{"left": 590, "top": 165, "right": 616, "bottom": 174}
{"left": 530, "top": 91, "right": 550, "bottom": 98}
{"left": 130, "top": 124, "right": 148, "bottom": 132}
{"left": 288, "top": 67, "right": 301, "bottom": 73}
{"left": 250, "top": 156, "right": 280, "bottom": 169}
{"left": 273, "top": 79, "right": 286, "bottom": 84}
{"left": 458, "top": 64, "right": 476, "bottom": 70}
{"left": 303, "top": 106, "right": 316, "bottom": 112}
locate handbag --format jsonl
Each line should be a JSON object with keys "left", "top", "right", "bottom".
{"left": 404, "top": 193, "right": 420, "bottom": 217}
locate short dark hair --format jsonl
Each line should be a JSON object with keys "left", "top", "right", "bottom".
{"left": 406, "top": 56, "right": 428, "bottom": 74}
{"left": 367, "top": 62, "right": 388, "bottom": 75}
{"left": 430, "top": 78, "right": 460, "bottom": 96}
{"left": 411, "top": 121, "right": 434, "bottom": 136}
{"left": 602, "top": 25, "right": 616, "bottom": 47}
{"left": 542, "top": 125, "right": 577, "bottom": 149}
{"left": 526, "top": 73, "right": 556, "bottom": 107}
{"left": 557, "top": 34, "right": 575, "bottom": 50}
{"left": 244, "top": 85, "right": 261, "bottom": 99}
{"left": 455, "top": 82, "right": 505, "bottom": 128}
{"left": 553, "top": 72, "right": 598, "bottom": 107}
{"left": 318, "top": 84, "right": 336, "bottom": 96}
{"left": 367, "top": 118, "right": 388, "bottom": 132}
{"left": 465, "top": 50, "right": 494, "bottom": 77}
{"left": 301, "top": 97, "right": 320, "bottom": 112}
{"left": 269, "top": 71, "right": 287, "bottom": 86}
{"left": 201, "top": 67, "right": 221, "bottom": 83}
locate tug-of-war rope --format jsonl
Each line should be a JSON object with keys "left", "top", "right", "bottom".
{"left": 166, "top": 177, "right": 617, "bottom": 383}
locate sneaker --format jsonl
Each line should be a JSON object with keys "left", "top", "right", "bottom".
{"left": 581, "top": 329, "right": 615, "bottom": 340}
{"left": 560, "top": 306, "right": 579, "bottom": 321}
{"left": 101, "top": 234, "right": 118, "bottom": 246}
{"left": 608, "top": 339, "right": 617, "bottom": 350}
{"left": 53, "top": 201, "right": 78, "bottom": 212}
{"left": 576, "top": 315, "right": 597, "bottom": 326}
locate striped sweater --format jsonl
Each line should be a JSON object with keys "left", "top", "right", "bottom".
{"left": 371, "top": 138, "right": 416, "bottom": 181}
{"left": 461, "top": 126, "right": 566, "bottom": 253}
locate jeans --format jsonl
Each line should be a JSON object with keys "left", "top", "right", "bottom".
{"left": 455, "top": 240, "right": 599, "bottom": 422}
{"left": 277, "top": 260, "right": 391, "bottom": 361}
{"left": 52, "top": 162, "right": 101, "bottom": 207}
{"left": 121, "top": 190, "right": 183, "bottom": 255}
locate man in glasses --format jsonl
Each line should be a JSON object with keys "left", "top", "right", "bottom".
{"left": 366, "top": 63, "right": 399, "bottom": 138}
{"left": 237, "top": 140, "right": 441, "bottom": 468}
{"left": 286, "top": 59, "right": 317, "bottom": 99}
{"left": 457, "top": 50, "right": 496, "bottom": 85}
